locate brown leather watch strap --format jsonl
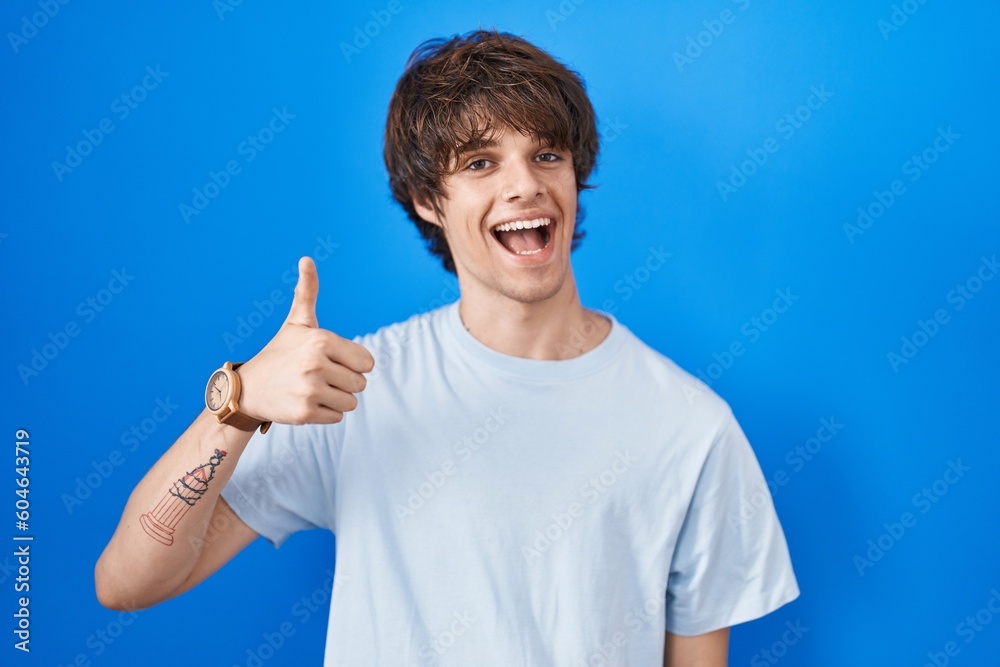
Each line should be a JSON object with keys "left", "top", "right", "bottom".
{"left": 230, "top": 362, "right": 272, "bottom": 434}
{"left": 221, "top": 410, "right": 268, "bottom": 432}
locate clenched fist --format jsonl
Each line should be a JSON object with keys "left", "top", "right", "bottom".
{"left": 236, "top": 257, "right": 375, "bottom": 425}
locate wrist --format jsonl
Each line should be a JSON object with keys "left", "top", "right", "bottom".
{"left": 205, "top": 361, "right": 271, "bottom": 434}
{"left": 231, "top": 361, "right": 265, "bottom": 423}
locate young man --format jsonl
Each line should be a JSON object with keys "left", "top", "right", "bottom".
{"left": 96, "top": 29, "right": 799, "bottom": 665}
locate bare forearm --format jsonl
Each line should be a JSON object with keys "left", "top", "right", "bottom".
{"left": 664, "top": 628, "right": 729, "bottom": 667}
{"left": 95, "top": 408, "right": 253, "bottom": 610}
{"left": 95, "top": 257, "right": 373, "bottom": 610}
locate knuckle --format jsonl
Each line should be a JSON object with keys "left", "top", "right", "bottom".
{"left": 298, "top": 355, "right": 323, "bottom": 375}
{"left": 293, "top": 406, "right": 312, "bottom": 424}
{"left": 302, "top": 385, "right": 322, "bottom": 404}
{"left": 307, "top": 330, "right": 327, "bottom": 349}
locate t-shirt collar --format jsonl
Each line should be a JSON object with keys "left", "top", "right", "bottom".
{"left": 441, "top": 299, "right": 628, "bottom": 380}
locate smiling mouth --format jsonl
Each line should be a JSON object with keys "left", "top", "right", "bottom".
{"left": 490, "top": 217, "right": 553, "bottom": 256}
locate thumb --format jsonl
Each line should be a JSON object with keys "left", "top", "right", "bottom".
{"left": 286, "top": 256, "right": 319, "bottom": 327}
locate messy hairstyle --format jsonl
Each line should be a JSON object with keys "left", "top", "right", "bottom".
{"left": 383, "top": 28, "right": 600, "bottom": 274}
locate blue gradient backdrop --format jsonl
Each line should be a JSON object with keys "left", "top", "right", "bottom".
{"left": 2, "top": 1, "right": 998, "bottom": 665}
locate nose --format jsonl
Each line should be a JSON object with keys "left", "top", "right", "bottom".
{"left": 501, "top": 158, "right": 544, "bottom": 202}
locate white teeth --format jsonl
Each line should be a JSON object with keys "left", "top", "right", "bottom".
{"left": 514, "top": 247, "right": 543, "bottom": 255}
{"left": 492, "top": 217, "right": 552, "bottom": 233}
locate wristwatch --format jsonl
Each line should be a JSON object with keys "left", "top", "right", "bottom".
{"left": 205, "top": 361, "right": 271, "bottom": 434}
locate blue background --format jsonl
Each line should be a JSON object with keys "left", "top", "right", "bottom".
{"left": 2, "top": 1, "right": 998, "bottom": 665}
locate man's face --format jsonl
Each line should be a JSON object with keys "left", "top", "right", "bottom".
{"left": 414, "top": 126, "right": 579, "bottom": 306}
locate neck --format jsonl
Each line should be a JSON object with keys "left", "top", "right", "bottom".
{"left": 456, "top": 273, "right": 611, "bottom": 360}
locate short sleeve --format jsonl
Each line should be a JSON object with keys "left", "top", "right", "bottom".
{"left": 665, "top": 411, "right": 800, "bottom": 635}
{"left": 220, "top": 421, "right": 341, "bottom": 548}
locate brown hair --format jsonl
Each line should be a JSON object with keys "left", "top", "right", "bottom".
{"left": 383, "top": 28, "right": 600, "bottom": 274}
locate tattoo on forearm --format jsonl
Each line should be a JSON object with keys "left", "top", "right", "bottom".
{"left": 140, "top": 449, "right": 227, "bottom": 546}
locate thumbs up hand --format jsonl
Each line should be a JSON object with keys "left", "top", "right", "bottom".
{"left": 236, "top": 257, "right": 375, "bottom": 425}
{"left": 284, "top": 255, "right": 321, "bottom": 329}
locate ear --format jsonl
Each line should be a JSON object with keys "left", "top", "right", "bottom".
{"left": 412, "top": 193, "right": 443, "bottom": 229}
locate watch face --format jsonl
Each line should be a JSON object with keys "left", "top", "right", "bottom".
{"left": 206, "top": 370, "right": 230, "bottom": 411}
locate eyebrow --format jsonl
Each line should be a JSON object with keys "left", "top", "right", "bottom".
{"left": 454, "top": 134, "right": 563, "bottom": 160}
{"left": 454, "top": 137, "right": 501, "bottom": 158}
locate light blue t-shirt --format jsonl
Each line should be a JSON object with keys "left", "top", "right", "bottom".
{"left": 221, "top": 301, "right": 800, "bottom": 665}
